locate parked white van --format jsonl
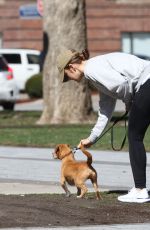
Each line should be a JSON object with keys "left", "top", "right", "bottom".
{"left": 0, "top": 49, "right": 40, "bottom": 90}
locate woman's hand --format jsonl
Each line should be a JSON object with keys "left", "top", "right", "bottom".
{"left": 78, "top": 138, "right": 93, "bottom": 148}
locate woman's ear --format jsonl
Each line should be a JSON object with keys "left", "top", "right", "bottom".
{"left": 68, "top": 63, "right": 73, "bottom": 69}
{"left": 68, "top": 63, "right": 76, "bottom": 72}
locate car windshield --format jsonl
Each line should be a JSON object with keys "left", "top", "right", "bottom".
{"left": 0, "top": 57, "right": 8, "bottom": 71}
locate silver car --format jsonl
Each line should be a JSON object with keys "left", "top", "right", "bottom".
{"left": 0, "top": 55, "right": 19, "bottom": 110}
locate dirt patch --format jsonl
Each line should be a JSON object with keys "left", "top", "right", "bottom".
{"left": 0, "top": 192, "right": 150, "bottom": 228}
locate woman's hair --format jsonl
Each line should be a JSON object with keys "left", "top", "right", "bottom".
{"left": 69, "top": 48, "right": 89, "bottom": 65}
{"left": 82, "top": 49, "right": 90, "bottom": 60}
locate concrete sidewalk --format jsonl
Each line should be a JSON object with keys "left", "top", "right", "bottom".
{"left": 1, "top": 224, "right": 150, "bottom": 230}
{"left": 0, "top": 146, "right": 149, "bottom": 230}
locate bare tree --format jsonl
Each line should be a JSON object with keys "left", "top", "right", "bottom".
{"left": 38, "top": 0, "right": 93, "bottom": 124}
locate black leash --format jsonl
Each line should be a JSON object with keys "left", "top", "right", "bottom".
{"left": 95, "top": 111, "right": 128, "bottom": 151}
{"left": 73, "top": 111, "right": 128, "bottom": 152}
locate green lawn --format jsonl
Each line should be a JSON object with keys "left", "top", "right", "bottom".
{"left": 0, "top": 111, "right": 149, "bottom": 151}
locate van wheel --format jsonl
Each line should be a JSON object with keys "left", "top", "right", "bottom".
{"left": 3, "top": 102, "right": 15, "bottom": 111}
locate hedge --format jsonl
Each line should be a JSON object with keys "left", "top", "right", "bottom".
{"left": 25, "top": 73, "right": 43, "bottom": 98}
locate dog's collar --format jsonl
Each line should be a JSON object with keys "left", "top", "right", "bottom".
{"left": 61, "top": 150, "right": 72, "bottom": 160}
{"left": 61, "top": 147, "right": 80, "bottom": 159}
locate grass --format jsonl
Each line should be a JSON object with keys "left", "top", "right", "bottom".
{"left": 0, "top": 111, "right": 150, "bottom": 151}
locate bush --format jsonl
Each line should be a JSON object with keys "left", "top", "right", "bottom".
{"left": 25, "top": 73, "right": 43, "bottom": 98}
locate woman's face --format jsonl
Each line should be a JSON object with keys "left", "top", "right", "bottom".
{"left": 64, "top": 63, "right": 83, "bottom": 82}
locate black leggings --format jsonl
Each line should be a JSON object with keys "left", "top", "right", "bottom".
{"left": 128, "top": 79, "right": 150, "bottom": 188}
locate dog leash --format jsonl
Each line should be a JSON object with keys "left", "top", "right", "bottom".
{"left": 73, "top": 146, "right": 80, "bottom": 154}
{"left": 73, "top": 111, "right": 128, "bottom": 152}
{"left": 95, "top": 111, "right": 128, "bottom": 151}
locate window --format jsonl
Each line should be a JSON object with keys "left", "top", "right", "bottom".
{"left": 122, "top": 32, "right": 150, "bottom": 58}
{"left": 0, "top": 56, "right": 8, "bottom": 71}
{"left": 27, "top": 54, "right": 40, "bottom": 64}
{"left": 2, "top": 54, "right": 21, "bottom": 64}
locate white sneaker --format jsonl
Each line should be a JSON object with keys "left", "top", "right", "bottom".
{"left": 118, "top": 188, "right": 150, "bottom": 203}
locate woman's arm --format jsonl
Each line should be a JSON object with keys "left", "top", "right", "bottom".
{"left": 79, "top": 93, "right": 116, "bottom": 147}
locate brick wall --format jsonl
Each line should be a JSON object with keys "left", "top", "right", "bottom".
{"left": 86, "top": 0, "right": 150, "bottom": 56}
{"left": 0, "top": 0, "right": 150, "bottom": 54}
{"left": 0, "top": 0, "right": 43, "bottom": 50}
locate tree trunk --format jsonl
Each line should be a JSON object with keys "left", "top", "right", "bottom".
{"left": 38, "top": 0, "right": 93, "bottom": 124}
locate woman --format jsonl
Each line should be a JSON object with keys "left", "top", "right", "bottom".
{"left": 56, "top": 49, "right": 150, "bottom": 203}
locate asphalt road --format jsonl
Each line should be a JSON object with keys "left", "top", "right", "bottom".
{"left": 13, "top": 93, "right": 125, "bottom": 112}
{"left": 0, "top": 146, "right": 150, "bottom": 195}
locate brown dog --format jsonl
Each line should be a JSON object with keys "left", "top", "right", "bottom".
{"left": 53, "top": 144, "right": 101, "bottom": 200}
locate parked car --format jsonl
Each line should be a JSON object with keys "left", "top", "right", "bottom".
{"left": 135, "top": 54, "right": 150, "bottom": 61}
{"left": 0, "top": 49, "right": 40, "bottom": 91}
{"left": 0, "top": 55, "right": 19, "bottom": 110}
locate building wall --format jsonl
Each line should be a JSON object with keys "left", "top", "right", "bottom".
{"left": 0, "top": 0, "right": 150, "bottom": 55}
{"left": 86, "top": 0, "right": 150, "bottom": 56}
{"left": 0, "top": 0, "right": 43, "bottom": 50}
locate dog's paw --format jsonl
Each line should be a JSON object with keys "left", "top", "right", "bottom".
{"left": 65, "top": 191, "right": 71, "bottom": 197}
{"left": 77, "top": 195, "right": 83, "bottom": 199}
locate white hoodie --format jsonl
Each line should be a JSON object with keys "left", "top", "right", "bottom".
{"left": 84, "top": 52, "right": 150, "bottom": 143}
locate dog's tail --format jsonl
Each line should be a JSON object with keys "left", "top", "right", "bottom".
{"left": 80, "top": 146, "right": 92, "bottom": 165}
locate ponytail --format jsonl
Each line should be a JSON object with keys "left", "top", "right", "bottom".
{"left": 68, "top": 48, "right": 90, "bottom": 65}
{"left": 82, "top": 49, "right": 89, "bottom": 60}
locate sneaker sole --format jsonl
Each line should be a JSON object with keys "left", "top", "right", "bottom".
{"left": 118, "top": 197, "right": 150, "bottom": 203}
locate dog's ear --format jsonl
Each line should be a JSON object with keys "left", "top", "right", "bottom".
{"left": 55, "top": 145, "right": 60, "bottom": 152}
{"left": 54, "top": 145, "right": 60, "bottom": 158}
{"left": 52, "top": 145, "right": 60, "bottom": 159}
{"left": 56, "top": 145, "right": 61, "bottom": 154}
{"left": 55, "top": 144, "right": 65, "bottom": 159}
